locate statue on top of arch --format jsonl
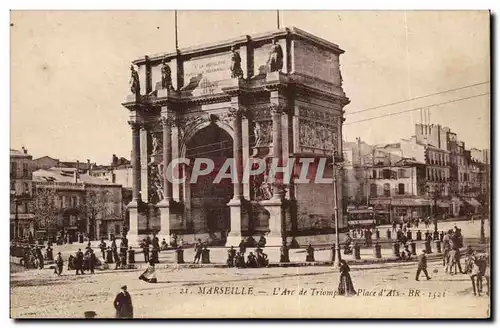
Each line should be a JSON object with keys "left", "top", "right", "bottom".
{"left": 129, "top": 65, "right": 140, "bottom": 96}
{"left": 161, "top": 59, "right": 173, "bottom": 90}
{"left": 267, "top": 38, "right": 283, "bottom": 73}
{"left": 230, "top": 45, "right": 244, "bottom": 79}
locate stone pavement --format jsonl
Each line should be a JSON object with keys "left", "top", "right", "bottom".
{"left": 10, "top": 257, "right": 490, "bottom": 318}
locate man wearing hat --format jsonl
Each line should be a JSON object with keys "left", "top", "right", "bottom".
{"left": 113, "top": 285, "right": 133, "bottom": 318}
{"left": 415, "top": 249, "right": 431, "bottom": 281}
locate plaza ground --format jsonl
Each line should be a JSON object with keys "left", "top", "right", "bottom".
{"left": 10, "top": 219, "right": 490, "bottom": 319}
{"left": 10, "top": 257, "right": 490, "bottom": 318}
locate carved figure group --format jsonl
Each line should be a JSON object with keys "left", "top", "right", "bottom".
{"left": 230, "top": 45, "right": 244, "bottom": 79}
{"left": 253, "top": 173, "right": 273, "bottom": 200}
{"left": 267, "top": 38, "right": 283, "bottom": 72}
{"left": 129, "top": 65, "right": 140, "bottom": 96}
{"left": 149, "top": 164, "right": 164, "bottom": 203}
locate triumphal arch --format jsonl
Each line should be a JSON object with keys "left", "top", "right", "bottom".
{"left": 122, "top": 27, "right": 350, "bottom": 246}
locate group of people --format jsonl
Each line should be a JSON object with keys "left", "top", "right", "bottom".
{"left": 98, "top": 236, "right": 131, "bottom": 269}
{"left": 67, "top": 246, "right": 99, "bottom": 275}
{"left": 21, "top": 244, "right": 47, "bottom": 269}
{"left": 442, "top": 226, "right": 465, "bottom": 274}
{"left": 226, "top": 245, "right": 269, "bottom": 268}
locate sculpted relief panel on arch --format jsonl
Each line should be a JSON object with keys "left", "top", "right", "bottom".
{"left": 298, "top": 106, "right": 339, "bottom": 152}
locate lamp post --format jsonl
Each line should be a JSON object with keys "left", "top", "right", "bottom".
{"left": 332, "top": 151, "right": 344, "bottom": 268}
{"left": 426, "top": 184, "right": 444, "bottom": 233}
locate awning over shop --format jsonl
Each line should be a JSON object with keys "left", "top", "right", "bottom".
{"left": 9, "top": 214, "right": 35, "bottom": 220}
{"left": 465, "top": 198, "right": 481, "bottom": 207}
{"left": 437, "top": 200, "right": 450, "bottom": 208}
{"left": 370, "top": 198, "right": 431, "bottom": 207}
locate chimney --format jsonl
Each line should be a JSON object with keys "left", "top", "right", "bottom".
{"left": 112, "top": 171, "right": 116, "bottom": 184}
{"left": 21, "top": 146, "right": 27, "bottom": 154}
{"left": 74, "top": 160, "right": 80, "bottom": 183}
{"left": 87, "top": 159, "right": 92, "bottom": 175}
{"left": 112, "top": 154, "right": 118, "bottom": 166}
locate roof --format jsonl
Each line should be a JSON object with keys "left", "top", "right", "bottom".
{"left": 133, "top": 26, "right": 344, "bottom": 65}
{"left": 32, "top": 168, "right": 121, "bottom": 186}
{"left": 10, "top": 149, "right": 32, "bottom": 158}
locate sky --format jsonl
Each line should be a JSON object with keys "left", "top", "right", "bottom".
{"left": 10, "top": 10, "right": 490, "bottom": 164}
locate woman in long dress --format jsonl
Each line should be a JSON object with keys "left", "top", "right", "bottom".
{"left": 139, "top": 261, "right": 158, "bottom": 283}
{"left": 338, "top": 260, "right": 356, "bottom": 296}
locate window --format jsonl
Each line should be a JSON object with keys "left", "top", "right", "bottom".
{"left": 372, "top": 169, "right": 377, "bottom": 179}
{"left": 398, "top": 169, "right": 407, "bottom": 179}
{"left": 72, "top": 196, "right": 77, "bottom": 207}
{"left": 370, "top": 184, "right": 377, "bottom": 197}
{"left": 398, "top": 183, "right": 405, "bottom": 195}
{"left": 10, "top": 162, "right": 17, "bottom": 178}
{"left": 24, "top": 182, "right": 29, "bottom": 195}
{"left": 10, "top": 180, "right": 15, "bottom": 191}
{"left": 383, "top": 183, "right": 391, "bottom": 197}
{"left": 23, "top": 163, "right": 28, "bottom": 177}
{"left": 382, "top": 169, "right": 391, "bottom": 179}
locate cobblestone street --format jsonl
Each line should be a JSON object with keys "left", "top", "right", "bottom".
{"left": 10, "top": 256, "right": 489, "bottom": 318}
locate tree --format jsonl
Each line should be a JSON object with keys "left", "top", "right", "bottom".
{"left": 29, "top": 186, "right": 61, "bottom": 231}
{"left": 78, "top": 189, "right": 120, "bottom": 240}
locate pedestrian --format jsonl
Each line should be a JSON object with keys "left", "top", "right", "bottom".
{"left": 415, "top": 250, "right": 431, "bottom": 281}
{"left": 68, "top": 255, "right": 75, "bottom": 271}
{"left": 141, "top": 239, "right": 150, "bottom": 263}
{"left": 226, "top": 246, "right": 236, "bottom": 267}
{"left": 111, "top": 238, "right": 119, "bottom": 263}
{"left": 392, "top": 221, "right": 397, "bottom": 233}
{"left": 35, "top": 246, "right": 44, "bottom": 269}
{"left": 193, "top": 239, "right": 203, "bottom": 264}
{"left": 89, "top": 249, "right": 96, "bottom": 274}
{"left": 106, "top": 246, "right": 114, "bottom": 264}
{"left": 161, "top": 238, "right": 168, "bottom": 251}
{"left": 152, "top": 233, "right": 160, "bottom": 252}
{"left": 238, "top": 239, "right": 246, "bottom": 254}
{"left": 337, "top": 259, "right": 356, "bottom": 296}
{"left": 75, "top": 249, "right": 85, "bottom": 275}
{"left": 139, "top": 261, "right": 158, "bottom": 283}
{"left": 99, "top": 238, "right": 107, "bottom": 260}
{"left": 54, "top": 252, "right": 64, "bottom": 276}
{"left": 113, "top": 285, "right": 133, "bottom": 319}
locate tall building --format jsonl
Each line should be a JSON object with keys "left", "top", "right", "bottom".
{"left": 10, "top": 148, "right": 35, "bottom": 240}
{"left": 122, "top": 27, "right": 349, "bottom": 246}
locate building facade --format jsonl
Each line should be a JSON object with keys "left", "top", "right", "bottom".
{"left": 33, "top": 167, "right": 124, "bottom": 240}
{"left": 10, "top": 148, "right": 35, "bottom": 240}
{"left": 122, "top": 27, "right": 350, "bottom": 246}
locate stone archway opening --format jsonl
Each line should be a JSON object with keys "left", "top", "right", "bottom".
{"left": 185, "top": 123, "right": 234, "bottom": 240}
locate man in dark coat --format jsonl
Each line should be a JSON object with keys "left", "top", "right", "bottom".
{"left": 113, "top": 285, "right": 133, "bottom": 319}
{"left": 141, "top": 239, "right": 150, "bottom": 263}
{"left": 193, "top": 239, "right": 203, "bottom": 264}
{"left": 75, "top": 249, "right": 85, "bottom": 275}
{"left": 89, "top": 249, "right": 97, "bottom": 274}
{"left": 152, "top": 234, "right": 160, "bottom": 252}
{"left": 415, "top": 250, "right": 431, "bottom": 281}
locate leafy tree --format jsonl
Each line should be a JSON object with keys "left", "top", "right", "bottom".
{"left": 78, "top": 189, "right": 120, "bottom": 240}
{"left": 29, "top": 186, "right": 61, "bottom": 231}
